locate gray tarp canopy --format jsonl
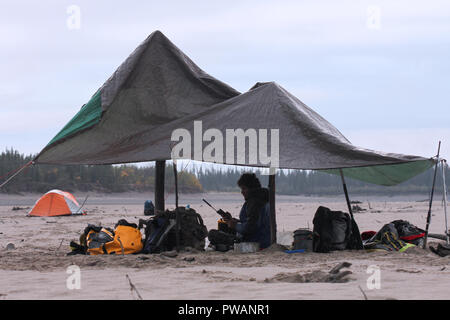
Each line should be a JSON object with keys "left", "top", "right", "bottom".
{"left": 34, "top": 31, "right": 435, "bottom": 186}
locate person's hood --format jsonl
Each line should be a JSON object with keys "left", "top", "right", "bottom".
{"left": 246, "top": 187, "right": 269, "bottom": 202}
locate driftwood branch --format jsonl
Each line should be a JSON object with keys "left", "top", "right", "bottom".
{"left": 358, "top": 285, "right": 368, "bottom": 300}
{"left": 428, "top": 233, "right": 448, "bottom": 241}
{"left": 329, "top": 262, "right": 352, "bottom": 274}
{"left": 126, "top": 274, "right": 143, "bottom": 300}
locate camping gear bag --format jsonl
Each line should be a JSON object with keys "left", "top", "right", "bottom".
{"left": 363, "top": 223, "right": 415, "bottom": 252}
{"left": 312, "top": 206, "right": 353, "bottom": 253}
{"left": 140, "top": 206, "right": 208, "bottom": 253}
{"left": 292, "top": 229, "right": 313, "bottom": 251}
{"left": 103, "top": 224, "right": 144, "bottom": 255}
{"left": 140, "top": 214, "right": 175, "bottom": 253}
{"left": 391, "top": 220, "right": 426, "bottom": 246}
{"left": 78, "top": 219, "right": 143, "bottom": 255}
{"left": 84, "top": 225, "right": 115, "bottom": 255}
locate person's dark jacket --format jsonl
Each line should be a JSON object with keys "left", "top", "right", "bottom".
{"left": 235, "top": 187, "right": 271, "bottom": 249}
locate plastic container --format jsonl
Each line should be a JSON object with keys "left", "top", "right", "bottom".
{"left": 234, "top": 242, "right": 260, "bottom": 253}
{"left": 285, "top": 249, "right": 305, "bottom": 254}
{"left": 292, "top": 229, "right": 313, "bottom": 252}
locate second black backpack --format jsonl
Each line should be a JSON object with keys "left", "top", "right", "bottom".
{"left": 312, "top": 206, "right": 353, "bottom": 253}
{"left": 139, "top": 206, "right": 208, "bottom": 253}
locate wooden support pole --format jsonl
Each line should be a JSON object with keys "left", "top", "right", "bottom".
{"left": 154, "top": 160, "right": 165, "bottom": 213}
{"left": 269, "top": 173, "right": 277, "bottom": 245}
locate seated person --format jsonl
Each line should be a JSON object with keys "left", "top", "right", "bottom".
{"left": 208, "top": 173, "right": 271, "bottom": 250}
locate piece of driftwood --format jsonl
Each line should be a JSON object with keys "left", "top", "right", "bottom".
{"left": 264, "top": 262, "right": 353, "bottom": 284}
{"left": 126, "top": 274, "right": 143, "bottom": 300}
{"left": 358, "top": 285, "right": 368, "bottom": 300}
{"left": 428, "top": 233, "right": 448, "bottom": 241}
{"left": 329, "top": 262, "right": 352, "bottom": 274}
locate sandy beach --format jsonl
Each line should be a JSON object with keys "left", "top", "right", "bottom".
{"left": 0, "top": 192, "right": 448, "bottom": 300}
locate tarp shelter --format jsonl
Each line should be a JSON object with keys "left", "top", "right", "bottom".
{"left": 34, "top": 31, "right": 435, "bottom": 185}
{"left": 29, "top": 189, "right": 85, "bottom": 217}
{"left": 30, "top": 30, "right": 438, "bottom": 246}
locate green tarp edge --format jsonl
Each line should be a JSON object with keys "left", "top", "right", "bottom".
{"left": 46, "top": 91, "right": 102, "bottom": 147}
{"left": 320, "top": 159, "right": 435, "bottom": 186}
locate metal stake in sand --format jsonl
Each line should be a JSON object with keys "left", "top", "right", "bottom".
{"left": 423, "top": 141, "right": 441, "bottom": 249}
{"left": 441, "top": 159, "right": 449, "bottom": 245}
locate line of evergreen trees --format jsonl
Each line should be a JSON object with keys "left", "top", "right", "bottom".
{"left": 0, "top": 149, "right": 202, "bottom": 194}
{"left": 195, "top": 165, "right": 448, "bottom": 196}
{"left": 1, "top": 148, "right": 448, "bottom": 196}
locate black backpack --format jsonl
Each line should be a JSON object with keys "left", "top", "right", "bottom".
{"left": 312, "top": 206, "right": 357, "bottom": 253}
{"left": 140, "top": 206, "right": 208, "bottom": 253}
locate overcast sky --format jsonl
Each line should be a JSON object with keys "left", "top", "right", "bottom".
{"left": 1, "top": 0, "right": 449, "bottom": 161}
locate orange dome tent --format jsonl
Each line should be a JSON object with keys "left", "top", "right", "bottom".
{"left": 28, "top": 189, "right": 86, "bottom": 217}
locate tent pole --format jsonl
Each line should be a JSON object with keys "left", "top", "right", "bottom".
{"left": 441, "top": 160, "right": 449, "bottom": 245}
{"left": 154, "top": 160, "right": 165, "bottom": 213}
{"left": 339, "top": 169, "right": 363, "bottom": 249}
{"left": 339, "top": 169, "right": 355, "bottom": 220}
{"left": 172, "top": 161, "right": 179, "bottom": 209}
{"left": 423, "top": 141, "right": 441, "bottom": 249}
{"left": 173, "top": 160, "right": 180, "bottom": 252}
{"left": 268, "top": 171, "right": 277, "bottom": 245}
